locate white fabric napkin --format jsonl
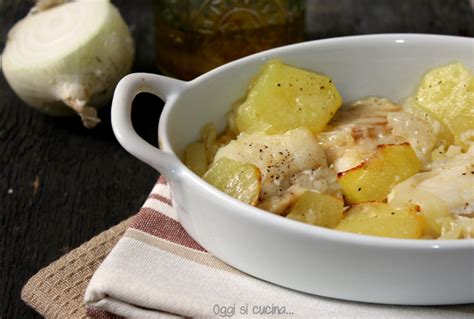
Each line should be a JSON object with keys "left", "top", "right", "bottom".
{"left": 84, "top": 177, "right": 474, "bottom": 318}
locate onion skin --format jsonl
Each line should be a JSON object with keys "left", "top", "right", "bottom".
{"left": 1, "top": 0, "right": 135, "bottom": 128}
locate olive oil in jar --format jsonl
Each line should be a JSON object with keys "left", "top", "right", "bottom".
{"left": 154, "top": 0, "right": 305, "bottom": 80}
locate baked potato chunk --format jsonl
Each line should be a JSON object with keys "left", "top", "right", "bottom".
{"left": 389, "top": 178, "right": 450, "bottom": 238}
{"left": 235, "top": 59, "right": 342, "bottom": 134}
{"left": 336, "top": 202, "right": 423, "bottom": 239}
{"left": 184, "top": 142, "right": 208, "bottom": 177}
{"left": 413, "top": 62, "right": 474, "bottom": 147}
{"left": 286, "top": 191, "right": 344, "bottom": 228}
{"left": 203, "top": 158, "right": 261, "bottom": 206}
{"left": 184, "top": 123, "right": 223, "bottom": 176}
{"left": 337, "top": 143, "right": 421, "bottom": 204}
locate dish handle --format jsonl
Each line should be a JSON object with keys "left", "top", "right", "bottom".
{"left": 111, "top": 73, "right": 186, "bottom": 180}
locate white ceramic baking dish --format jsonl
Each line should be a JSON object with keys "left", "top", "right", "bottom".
{"left": 111, "top": 34, "right": 474, "bottom": 305}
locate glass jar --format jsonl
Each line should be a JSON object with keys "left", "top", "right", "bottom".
{"left": 154, "top": 0, "right": 305, "bottom": 80}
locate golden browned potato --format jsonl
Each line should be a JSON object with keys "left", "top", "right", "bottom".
{"left": 337, "top": 143, "right": 421, "bottom": 204}
{"left": 184, "top": 142, "right": 207, "bottom": 176}
{"left": 413, "top": 63, "right": 474, "bottom": 147}
{"left": 203, "top": 157, "right": 261, "bottom": 205}
{"left": 336, "top": 202, "right": 423, "bottom": 239}
{"left": 235, "top": 59, "right": 342, "bottom": 134}
{"left": 286, "top": 191, "right": 344, "bottom": 228}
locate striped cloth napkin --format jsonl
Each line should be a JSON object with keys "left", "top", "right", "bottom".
{"left": 84, "top": 177, "right": 474, "bottom": 318}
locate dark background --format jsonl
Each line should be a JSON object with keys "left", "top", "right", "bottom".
{"left": 1, "top": 0, "right": 473, "bottom": 318}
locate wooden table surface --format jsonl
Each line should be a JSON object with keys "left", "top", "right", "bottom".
{"left": 1, "top": 0, "right": 472, "bottom": 317}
